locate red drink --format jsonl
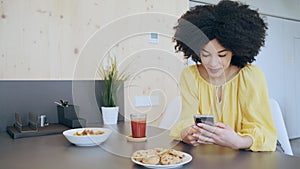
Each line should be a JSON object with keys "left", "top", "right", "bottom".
{"left": 131, "top": 120, "right": 146, "bottom": 138}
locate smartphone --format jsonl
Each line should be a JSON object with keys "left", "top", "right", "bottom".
{"left": 194, "top": 114, "right": 214, "bottom": 126}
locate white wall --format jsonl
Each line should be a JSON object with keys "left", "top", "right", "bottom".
{"left": 255, "top": 16, "right": 300, "bottom": 139}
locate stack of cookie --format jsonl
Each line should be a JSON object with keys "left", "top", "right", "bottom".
{"left": 132, "top": 148, "right": 185, "bottom": 165}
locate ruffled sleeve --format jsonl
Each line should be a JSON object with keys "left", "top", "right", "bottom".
{"left": 169, "top": 66, "right": 199, "bottom": 140}
{"left": 237, "top": 65, "right": 277, "bottom": 151}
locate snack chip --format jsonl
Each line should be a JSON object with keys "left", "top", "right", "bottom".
{"left": 73, "top": 129, "right": 104, "bottom": 136}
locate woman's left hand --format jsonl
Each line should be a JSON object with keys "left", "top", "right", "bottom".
{"left": 192, "top": 122, "right": 252, "bottom": 150}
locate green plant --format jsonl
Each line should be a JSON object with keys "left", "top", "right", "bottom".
{"left": 98, "top": 55, "right": 129, "bottom": 107}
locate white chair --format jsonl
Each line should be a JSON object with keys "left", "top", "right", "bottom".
{"left": 159, "top": 96, "right": 182, "bottom": 129}
{"left": 269, "top": 98, "right": 293, "bottom": 156}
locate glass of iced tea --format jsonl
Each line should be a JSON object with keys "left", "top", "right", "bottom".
{"left": 130, "top": 113, "right": 147, "bottom": 138}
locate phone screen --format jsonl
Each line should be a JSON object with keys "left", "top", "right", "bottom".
{"left": 194, "top": 114, "right": 214, "bottom": 126}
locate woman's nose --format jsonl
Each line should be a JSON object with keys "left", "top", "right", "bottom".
{"left": 208, "top": 56, "right": 220, "bottom": 67}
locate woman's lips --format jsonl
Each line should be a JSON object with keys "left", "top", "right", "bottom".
{"left": 208, "top": 68, "right": 221, "bottom": 74}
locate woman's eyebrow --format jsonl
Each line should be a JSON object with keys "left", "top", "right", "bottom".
{"left": 202, "top": 49, "right": 210, "bottom": 53}
{"left": 217, "top": 49, "right": 228, "bottom": 53}
{"left": 202, "top": 48, "right": 228, "bottom": 53}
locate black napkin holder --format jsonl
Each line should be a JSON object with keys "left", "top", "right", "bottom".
{"left": 57, "top": 105, "right": 86, "bottom": 128}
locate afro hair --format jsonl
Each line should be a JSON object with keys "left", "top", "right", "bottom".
{"left": 173, "top": 0, "right": 268, "bottom": 68}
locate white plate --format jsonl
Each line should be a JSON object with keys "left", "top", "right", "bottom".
{"left": 131, "top": 152, "right": 192, "bottom": 168}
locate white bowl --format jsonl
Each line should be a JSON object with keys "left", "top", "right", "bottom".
{"left": 63, "top": 127, "right": 112, "bottom": 146}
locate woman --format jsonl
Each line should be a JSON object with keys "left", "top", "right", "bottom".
{"left": 170, "top": 0, "right": 277, "bottom": 151}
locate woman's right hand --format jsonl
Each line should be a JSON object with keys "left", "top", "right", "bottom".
{"left": 180, "top": 126, "right": 200, "bottom": 146}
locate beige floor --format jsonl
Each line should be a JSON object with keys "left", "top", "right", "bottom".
{"left": 290, "top": 138, "right": 300, "bottom": 156}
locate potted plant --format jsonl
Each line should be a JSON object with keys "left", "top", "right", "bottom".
{"left": 98, "top": 54, "right": 129, "bottom": 124}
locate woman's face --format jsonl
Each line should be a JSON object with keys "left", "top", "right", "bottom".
{"left": 200, "top": 39, "right": 233, "bottom": 80}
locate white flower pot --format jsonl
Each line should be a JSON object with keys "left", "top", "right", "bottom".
{"left": 101, "top": 106, "right": 119, "bottom": 124}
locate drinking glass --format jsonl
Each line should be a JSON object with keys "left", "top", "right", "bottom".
{"left": 130, "top": 113, "right": 147, "bottom": 138}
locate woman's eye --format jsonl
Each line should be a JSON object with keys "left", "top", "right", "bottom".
{"left": 201, "top": 52, "right": 210, "bottom": 57}
{"left": 219, "top": 54, "right": 226, "bottom": 57}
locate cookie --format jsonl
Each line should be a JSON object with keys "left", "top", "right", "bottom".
{"left": 132, "top": 149, "right": 157, "bottom": 162}
{"left": 132, "top": 148, "right": 184, "bottom": 165}
{"left": 168, "top": 149, "right": 184, "bottom": 158}
{"left": 132, "top": 150, "right": 147, "bottom": 161}
{"left": 154, "top": 147, "right": 164, "bottom": 153}
{"left": 144, "top": 149, "right": 157, "bottom": 156}
{"left": 160, "top": 154, "right": 182, "bottom": 165}
{"left": 142, "top": 155, "right": 160, "bottom": 165}
{"left": 157, "top": 149, "right": 169, "bottom": 157}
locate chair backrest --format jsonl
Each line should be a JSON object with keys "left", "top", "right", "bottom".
{"left": 159, "top": 96, "right": 182, "bottom": 129}
{"left": 269, "top": 98, "right": 293, "bottom": 155}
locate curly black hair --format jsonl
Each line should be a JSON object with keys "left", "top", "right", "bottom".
{"left": 173, "top": 0, "right": 267, "bottom": 68}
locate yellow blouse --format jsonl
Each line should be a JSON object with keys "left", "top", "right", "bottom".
{"left": 169, "top": 64, "right": 277, "bottom": 151}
